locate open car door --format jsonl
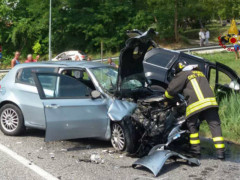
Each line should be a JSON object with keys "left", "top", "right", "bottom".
{"left": 215, "top": 62, "right": 240, "bottom": 99}
{"left": 32, "top": 73, "right": 108, "bottom": 142}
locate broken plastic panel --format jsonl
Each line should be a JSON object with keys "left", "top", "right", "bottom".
{"left": 132, "top": 150, "right": 200, "bottom": 177}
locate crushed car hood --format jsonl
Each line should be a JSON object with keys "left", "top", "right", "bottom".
{"left": 117, "top": 28, "right": 157, "bottom": 93}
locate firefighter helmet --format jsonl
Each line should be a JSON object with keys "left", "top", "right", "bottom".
{"left": 174, "top": 60, "right": 188, "bottom": 75}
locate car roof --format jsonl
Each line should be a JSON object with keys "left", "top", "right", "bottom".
{"left": 62, "top": 50, "right": 86, "bottom": 55}
{"left": 147, "top": 48, "right": 212, "bottom": 65}
{"left": 12, "top": 60, "right": 108, "bottom": 70}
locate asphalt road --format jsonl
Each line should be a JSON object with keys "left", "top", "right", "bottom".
{"left": 0, "top": 129, "right": 239, "bottom": 180}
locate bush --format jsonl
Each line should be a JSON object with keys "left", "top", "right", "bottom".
{"left": 0, "top": 55, "right": 13, "bottom": 69}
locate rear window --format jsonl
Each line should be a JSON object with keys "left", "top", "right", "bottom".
{"left": 16, "top": 67, "right": 57, "bottom": 86}
{"left": 146, "top": 52, "right": 175, "bottom": 67}
{"left": 78, "top": 51, "right": 86, "bottom": 55}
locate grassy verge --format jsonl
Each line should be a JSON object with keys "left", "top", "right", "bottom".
{"left": 199, "top": 92, "right": 240, "bottom": 144}
{"left": 195, "top": 51, "right": 240, "bottom": 74}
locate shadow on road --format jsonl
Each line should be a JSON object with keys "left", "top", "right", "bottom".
{"left": 200, "top": 138, "right": 240, "bottom": 163}
{"left": 21, "top": 129, "right": 240, "bottom": 163}
{"left": 24, "top": 128, "right": 45, "bottom": 138}
{"left": 23, "top": 128, "right": 112, "bottom": 151}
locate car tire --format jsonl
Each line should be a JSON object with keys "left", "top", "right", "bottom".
{"left": 0, "top": 104, "right": 25, "bottom": 136}
{"left": 150, "top": 85, "right": 165, "bottom": 92}
{"left": 111, "top": 118, "right": 136, "bottom": 153}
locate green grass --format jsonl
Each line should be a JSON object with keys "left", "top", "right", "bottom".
{"left": 200, "top": 92, "right": 240, "bottom": 144}
{"left": 196, "top": 51, "right": 240, "bottom": 74}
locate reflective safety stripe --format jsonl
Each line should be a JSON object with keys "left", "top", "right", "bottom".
{"left": 215, "top": 144, "right": 225, "bottom": 149}
{"left": 187, "top": 98, "right": 217, "bottom": 110}
{"left": 190, "top": 133, "right": 199, "bottom": 138}
{"left": 165, "top": 91, "right": 174, "bottom": 99}
{"left": 213, "top": 137, "right": 224, "bottom": 142}
{"left": 190, "top": 139, "right": 200, "bottom": 144}
{"left": 186, "top": 98, "right": 218, "bottom": 117}
{"left": 190, "top": 78, "right": 204, "bottom": 100}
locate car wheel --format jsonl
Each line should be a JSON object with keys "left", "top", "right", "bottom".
{"left": 111, "top": 118, "right": 136, "bottom": 153}
{"left": 0, "top": 104, "right": 25, "bottom": 136}
{"left": 150, "top": 85, "right": 165, "bottom": 92}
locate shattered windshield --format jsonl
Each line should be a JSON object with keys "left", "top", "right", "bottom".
{"left": 121, "top": 73, "right": 145, "bottom": 90}
{"left": 90, "top": 66, "right": 118, "bottom": 93}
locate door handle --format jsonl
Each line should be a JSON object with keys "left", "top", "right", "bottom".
{"left": 45, "top": 104, "right": 60, "bottom": 109}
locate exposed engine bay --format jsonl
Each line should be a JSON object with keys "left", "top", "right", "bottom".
{"left": 128, "top": 90, "right": 187, "bottom": 155}
{"left": 133, "top": 94, "right": 186, "bottom": 137}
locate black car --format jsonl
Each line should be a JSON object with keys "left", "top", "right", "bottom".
{"left": 140, "top": 32, "right": 240, "bottom": 98}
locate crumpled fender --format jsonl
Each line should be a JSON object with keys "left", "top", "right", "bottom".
{"left": 132, "top": 150, "right": 200, "bottom": 176}
{"left": 107, "top": 100, "right": 137, "bottom": 121}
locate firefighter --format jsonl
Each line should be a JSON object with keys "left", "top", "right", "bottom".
{"left": 164, "top": 61, "right": 225, "bottom": 159}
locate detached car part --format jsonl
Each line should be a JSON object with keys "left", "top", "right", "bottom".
{"left": 132, "top": 150, "right": 200, "bottom": 176}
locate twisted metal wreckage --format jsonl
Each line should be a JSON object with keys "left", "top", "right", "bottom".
{"left": 116, "top": 29, "right": 200, "bottom": 176}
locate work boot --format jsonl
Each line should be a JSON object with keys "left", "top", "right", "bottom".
{"left": 216, "top": 150, "right": 225, "bottom": 160}
{"left": 189, "top": 145, "right": 201, "bottom": 158}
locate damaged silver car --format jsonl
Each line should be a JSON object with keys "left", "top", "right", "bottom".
{"left": 0, "top": 29, "right": 200, "bottom": 175}
{"left": 0, "top": 30, "right": 187, "bottom": 154}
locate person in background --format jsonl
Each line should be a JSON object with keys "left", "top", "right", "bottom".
{"left": 233, "top": 31, "right": 240, "bottom": 60}
{"left": 87, "top": 57, "right": 92, "bottom": 61}
{"left": 75, "top": 55, "right": 81, "bottom": 61}
{"left": 233, "top": 41, "right": 240, "bottom": 60}
{"left": 25, "top": 54, "right": 36, "bottom": 63}
{"left": 107, "top": 58, "right": 118, "bottom": 68}
{"left": 199, "top": 29, "right": 205, "bottom": 47}
{"left": 34, "top": 55, "right": 40, "bottom": 62}
{"left": 11, "top": 51, "right": 21, "bottom": 68}
{"left": 205, "top": 29, "right": 210, "bottom": 46}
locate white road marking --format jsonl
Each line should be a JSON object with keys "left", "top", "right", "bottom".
{"left": 0, "top": 143, "right": 58, "bottom": 180}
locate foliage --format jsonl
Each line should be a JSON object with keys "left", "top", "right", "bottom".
{"left": 0, "top": 0, "right": 240, "bottom": 58}
{"left": 32, "top": 41, "right": 41, "bottom": 55}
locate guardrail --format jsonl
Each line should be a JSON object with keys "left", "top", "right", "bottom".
{"left": 94, "top": 57, "right": 119, "bottom": 62}
{"left": 0, "top": 45, "right": 233, "bottom": 73}
{"left": 93, "top": 44, "right": 232, "bottom": 61}
{"left": 0, "top": 69, "right": 10, "bottom": 73}
{"left": 176, "top": 44, "right": 232, "bottom": 53}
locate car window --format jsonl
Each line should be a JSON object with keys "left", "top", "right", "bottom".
{"left": 37, "top": 74, "right": 91, "bottom": 99}
{"left": 91, "top": 67, "right": 118, "bottom": 93}
{"left": 210, "top": 67, "right": 240, "bottom": 90}
{"left": 57, "top": 53, "right": 65, "bottom": 59}
{"left": 16, "top": 67, "right": 56, "bottom": 86}
{"left": 209, "top": 68, "right": 216, "bottom": 90}
{"left": 146, "top": 52, "right": 175, "bottom": 67}
{"left": 218, "top": 71, "right": 232, "bottom": 86}
{"left": 61, "top": 69, "right": 95, "bottom": 90}
{"left": 78, "top": 51, "right": 86, "bottom": 55}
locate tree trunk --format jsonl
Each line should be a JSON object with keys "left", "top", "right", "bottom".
{"left": 174, "top": 0, "right": 179, "bottom": 42}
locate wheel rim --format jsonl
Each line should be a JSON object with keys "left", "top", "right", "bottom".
{"left": 1, "top": 108, "right": 19, "bottom": 132}
{"left": 111, "top": 123, "right": 125, "bottom": 151}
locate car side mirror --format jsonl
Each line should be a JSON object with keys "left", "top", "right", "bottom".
{"left": 91, "top": 90, "right": 101, "bottom": 99}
